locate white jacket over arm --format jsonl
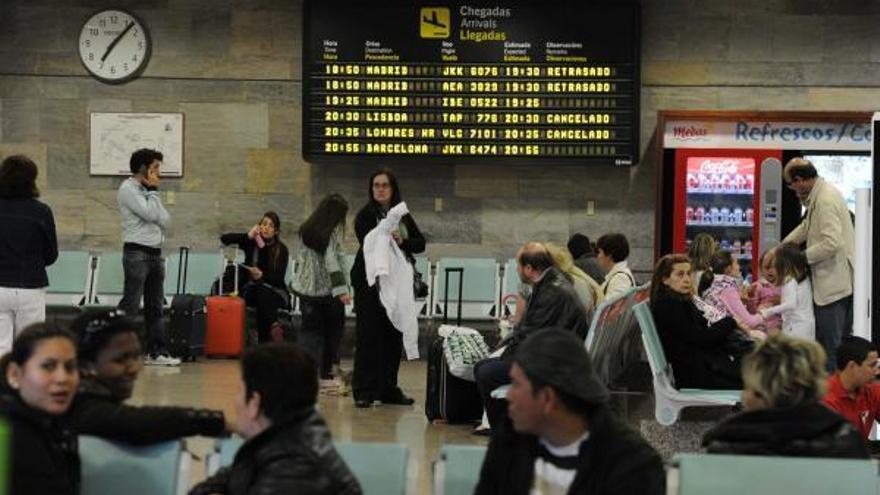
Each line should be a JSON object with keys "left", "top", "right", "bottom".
{"left": 363, "top": 202, "right": 419, "bottom": 359}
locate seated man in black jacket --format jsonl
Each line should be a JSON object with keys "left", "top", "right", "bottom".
{"left": 475, "top": 328, "right": 665, "bottom": 495}
{"left": 190, "top": 344, "right": 362, "bottom": 495}
{"left": 68, "top": 310, "right": 229, "bottom": 444}
{"left": 475, "top": 242, "right": 589, "bottom": 430}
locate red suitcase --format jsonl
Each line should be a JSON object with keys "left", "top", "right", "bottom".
{"left": 205, "top": 253, "right": 246, "bottom": 357}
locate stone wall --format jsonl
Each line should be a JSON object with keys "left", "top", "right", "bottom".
{"left": 2, "top": 0, "right": 880, "bottom": 273}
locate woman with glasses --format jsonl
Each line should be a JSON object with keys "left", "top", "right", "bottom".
{"left": 68, "top": 309, "right": 230, "bottom": 444}
{"left": 350, "top": 168, "right": 425, "bottom": 408}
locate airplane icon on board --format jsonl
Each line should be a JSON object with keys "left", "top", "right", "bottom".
{"left": 420, "top": 7, "right": 450, "bottom": 38}
{"left": 422, "top": 10, "right": 447, "bottom": 29}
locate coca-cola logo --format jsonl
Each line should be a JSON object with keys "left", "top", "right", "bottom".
{"left": 698, "top": 158, "right": 746, "bottom": 174}
{"left": 673, "top": 125, "right": 708, "bottom": 139}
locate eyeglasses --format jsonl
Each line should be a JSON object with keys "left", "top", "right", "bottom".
{"left": 784, "top": 177, "right": 806, "bottom": 188}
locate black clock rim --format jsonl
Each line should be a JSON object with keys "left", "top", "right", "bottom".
{"left": 78, "top": 7, "right": 152, "bottom": 85}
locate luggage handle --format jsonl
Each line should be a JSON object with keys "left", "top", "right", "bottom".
{"left": 443, "top": 267, "right": 464, "bottom": 327}
{"left": 218, "top": 246, "right": 240, "bottom": 297}
{"left": 85, "top": 254, "right": 99, "bottom": 305}
{"left": 176, "top": 246, "right": 189, "bottom": 295}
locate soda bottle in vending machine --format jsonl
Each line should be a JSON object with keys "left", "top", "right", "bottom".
{"left": 698, "top": 173, "right": 711, "bottom": 191}
{"left": 695, "top": 206, "right": 706, "bottom": 223}
{"left": 733, "top": 207, "right": 744, "bottom": 223}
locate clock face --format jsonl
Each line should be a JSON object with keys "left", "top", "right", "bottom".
{"left": 78, "top": 9, "right": 151, "bottom": 84}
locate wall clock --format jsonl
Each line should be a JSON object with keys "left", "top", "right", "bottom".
{"left": 78, "top": 9, "right": 151, "bottom": 84}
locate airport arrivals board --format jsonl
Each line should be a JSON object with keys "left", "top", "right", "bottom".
{"left": 303, "top": 1, "right": 640, "bottom": 165}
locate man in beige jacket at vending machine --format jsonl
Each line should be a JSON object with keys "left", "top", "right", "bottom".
{"left": 782, "top": 158, "right": 854, "bottom": 371}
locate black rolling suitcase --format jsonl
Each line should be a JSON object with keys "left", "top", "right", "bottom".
{"left": 425, "top": 268, "right": 483, "bottom": 424}
{"left": 168, "top": 247, "right": 207, "bottom": 361}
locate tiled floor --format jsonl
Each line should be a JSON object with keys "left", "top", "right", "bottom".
{"left": 130, "top": 358, "right": 488, "bottom": 494}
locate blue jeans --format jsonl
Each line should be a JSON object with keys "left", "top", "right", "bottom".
{"left": 119, "top": 248, "right": 167, "bottom": 355}
{"left": 299, "top": 298, "right": 345, "bottom": 378}
{"left": 474, "top": 357, "right": 512, "bottom": 429}
{"left": 815, "top": 295, "right": 853, "bottom": 371}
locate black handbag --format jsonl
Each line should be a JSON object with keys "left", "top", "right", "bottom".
{"left": 413, "top": 268, "right": 429, "bottom": 299}
{"left": 406, "top": 252, "right": 429, "bottom": 299}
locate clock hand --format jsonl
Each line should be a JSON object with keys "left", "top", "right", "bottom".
{"left": 100, "top": 21, "right": 135, "bottom": 62}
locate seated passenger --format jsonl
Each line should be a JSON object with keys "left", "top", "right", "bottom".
{"left": 703, "top": 335, "right": 868, "bottom": 457}
{"left": 545, "top": 242, "right": 603, "bottom": 322}
{"left": 68, "top": 310, "right": 228, "bottom": 444}
{"left": 687, "top": 233, "right": 717, "bottom": 293}
{"left": 189, "top": 344, "right": 362, "bottom": 495}
{"left": 822, "top": 336, "right": 880, "bottom": 440}
{"left": 650, "top": 254, "right": 747, "bottom": 389}
{"left": 567, "top": 233, "right": 605, "bottom": 285}
{"left": 475, "top": 328, "right": 664, "bottom": 495}
{"left": 745, "top": 248, "right": 783, "bottom": 333}
{"left": 698, "top": 250, "right": 765, "bottom": 331}
{"left": 0, "top": 324, "right": 80, "bottom": 495}
{"left": 596, "top": 233, "right": 635, "bottom": 299}
{"left": 220, "top": 211, "right": 290, "bottom": 343}
{"left": 475, "top": 242, "right": 589, "bottom": 429}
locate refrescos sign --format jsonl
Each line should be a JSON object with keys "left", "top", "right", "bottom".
{"left": 664, "top": 120, "right": 872, "bottom": 151}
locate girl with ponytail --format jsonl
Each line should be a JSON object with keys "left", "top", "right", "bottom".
{"left": 697, "top": 250, "right": 765, "bottom": 332}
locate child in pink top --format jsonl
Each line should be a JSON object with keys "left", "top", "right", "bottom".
{"left": 747, "top": 248, "right": 782, "bottom": 333}
{"left": 698, "top": 250, "right": 765, "bottom": 330}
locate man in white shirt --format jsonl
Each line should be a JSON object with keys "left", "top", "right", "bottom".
{"left": 596, "top": 233, "right": 635, "bottom": 299}
{"left": 474, "top": 328, "right": 664, "bottom": 495}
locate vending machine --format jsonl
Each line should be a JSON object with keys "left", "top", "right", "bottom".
{"left": 666, "top": 148, "right": 783, "bottom": 281}
{"left": 655, "top": 110, "right": 877, "bottom": 339}
{"left": 655, "top": 110, "right": 880, "bottom": 284}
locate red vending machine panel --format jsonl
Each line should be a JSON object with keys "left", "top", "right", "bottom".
{"left": 671, "top": 149, "right": 782, "bottom": 280}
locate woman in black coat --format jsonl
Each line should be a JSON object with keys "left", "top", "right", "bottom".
{"left": 351, "top": 169, "right": 425, "bottom": 408}
{"left": 0, "top": 155, "right": 58, "bottom": 355}
{"left": 649, "top": 254, "right": 746, "bottom": 389}
{"left": 68, "top": 309, "right": 228, "bottom": 444}
{"left": 220, "top": 211, "right": 290, "bottom": 343}
{"left": 0, "top": 324, "right": 80, "bottom": 495}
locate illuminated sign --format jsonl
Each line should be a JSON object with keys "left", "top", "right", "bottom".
{"left": 664, "top": 120, "right": 873, "bottom": 151}
{"left": 303, "top": 0, "right": 641, "bottom": 165}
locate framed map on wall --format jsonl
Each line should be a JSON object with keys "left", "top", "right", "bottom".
{"left": 89, "top": 112, "right": 184, "bottom": 176}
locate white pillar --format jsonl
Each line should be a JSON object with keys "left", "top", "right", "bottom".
{"left": 853, "top": 186, "right": 872, "bottom": 340}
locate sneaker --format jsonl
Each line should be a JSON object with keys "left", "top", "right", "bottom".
{"left": 319, "top": 378, "right": 342, "bottom": 390}
{"left": 472, "top": 425, "right": 492, "bottom": 437}
{"left": 145, "top": 353, "right": 182, "bottom": 366}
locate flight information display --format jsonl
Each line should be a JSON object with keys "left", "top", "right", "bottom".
{"left": 303, "top": 0, "right": 640, "bottom": 165}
